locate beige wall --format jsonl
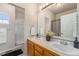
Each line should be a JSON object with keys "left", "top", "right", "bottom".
{"left": 23, "top": 4, "right": 38, "bottom": 55}
{"left": 55, "top": 9, "right": 77, "bottom": 20}
{"left": 24, "top": 4, "right": 38, "bottom": 37}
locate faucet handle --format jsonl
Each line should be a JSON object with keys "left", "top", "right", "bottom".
{"left": 60, "top": 40, "right": 68, "bottom": 45}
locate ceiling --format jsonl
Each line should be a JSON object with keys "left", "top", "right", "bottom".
{"left": 13, "top": 3, "right": 77, "bottom": 14}
{"left": 42, "top": 3, "right": 77, "bottom": 14}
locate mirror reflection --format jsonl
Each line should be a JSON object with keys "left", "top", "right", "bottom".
{"left": 38, "top": 3, "right": 77, "bottom": 40}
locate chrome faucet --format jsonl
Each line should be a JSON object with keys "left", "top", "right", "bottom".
{"left": 60, "top": 40, "right": 68, "bottom": 45}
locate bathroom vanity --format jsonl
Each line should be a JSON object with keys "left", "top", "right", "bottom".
{"left": 27, "top": 37, "right": 79, "bottom": 56}
{"left": 27, "top": 37, "right": 60, "bottom": 56}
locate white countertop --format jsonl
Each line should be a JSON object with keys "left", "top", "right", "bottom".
{"left": 28, "top": 36, "right": 79, "bottom": 56}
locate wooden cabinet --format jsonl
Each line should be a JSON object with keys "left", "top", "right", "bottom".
{"left": 44, "top": 49, "right": 60, "bottom": 56}
{"left": 27, "top": 39, "right": 34, "bottom": 56}
{"left": 27, "top": 39, "right": 60, "bottom": 56}
{"left": 35, "top": 50, "right": 42, "bottom": 56}
{"left": 35, "top": 43, "right": 43, "bottom": 55}
{"left": 44, "top": 50, "right": 53, "bottom": 56}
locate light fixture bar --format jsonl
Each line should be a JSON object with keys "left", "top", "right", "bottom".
{"left": 41, "top": 3, "right": 53, "bottom": 10}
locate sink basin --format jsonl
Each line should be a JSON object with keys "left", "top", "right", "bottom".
{"left": 51, "top": 43, "right": 79, "bottom": 55}
{"left": 52, "top": 44, "right": 72, "bottom": 52}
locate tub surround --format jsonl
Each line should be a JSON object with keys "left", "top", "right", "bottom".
{"left": 27, "top": 36, "right": 79, "bottom": 56}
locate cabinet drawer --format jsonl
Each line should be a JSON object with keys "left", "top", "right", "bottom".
{"left": 44, "top": 49, "right": 59, "bottom": 56}
{"left": 49, "top": 51, "right": 59, "bottom": 56}
{"left": 44, "top": 51, "right": 53, "bottom": 56}
{"left": 35, "top": 44, "right": 43, "bottom": 54}
{"left": 35, "top": 50, "right": 42, "bottom": 56}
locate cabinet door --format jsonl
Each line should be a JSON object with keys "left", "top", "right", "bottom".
{"left": 35, "top": 50, "right": 42, "bottom": 56}
{"left": 28, "top": 47, "right": 34, "bottom": 56}
{"left": 44, "top": 49, "right": 60, "bottom": 56}
{"left": 27, "top": 40, "right": 34, "bottom": 56}
{"left": 35, "top": 44, "right": 43, "bottom": 55}
{"left": 44, "top": 50, "right": 53, "bottom": 56}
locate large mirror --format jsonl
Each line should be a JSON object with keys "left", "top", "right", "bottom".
{"left": 37, "top": 3, "right": 77, "bottom": 41}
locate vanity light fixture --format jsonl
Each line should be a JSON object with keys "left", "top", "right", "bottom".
{"left": 41, "top": 3, "right": 62, "bottom": 10}
{"left": 41, "top": 3, "right": 53, "bottom": 10}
